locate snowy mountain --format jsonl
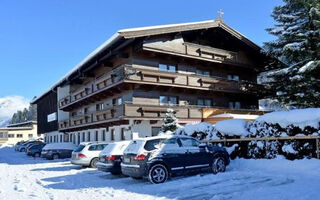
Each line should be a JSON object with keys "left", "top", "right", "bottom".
{"left": 0, "top": 96, "right": 30, "bottom": 126}
{"left": 0, "top": 119, "right": 10, "bottom": 128}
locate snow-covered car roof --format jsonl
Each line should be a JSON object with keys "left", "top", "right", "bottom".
{"left": 42, "top": 143, "right": 77, "bottom": 150}
{"left": 100, "top": 141, "right": 130, "bottom": 157}
{"left": 79, "top": 141, "right": 108, "bottom": 146}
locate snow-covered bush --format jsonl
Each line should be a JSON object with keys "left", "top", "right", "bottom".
{"left": 215, "top": 119, "right": 250, "bottom": 139}
{"left": 176, "top": 122, "right": 217, "bottom": 140}
{"left": 174, "top": 109, "right": 319, "bottom": 160}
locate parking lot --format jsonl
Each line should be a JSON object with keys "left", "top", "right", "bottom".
{"left": 0, "top": 145, "right": 319, "bottom": 200}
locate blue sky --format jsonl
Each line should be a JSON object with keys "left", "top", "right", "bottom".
{"left": 0, "top": 0, "right": 283, "bottom": 100}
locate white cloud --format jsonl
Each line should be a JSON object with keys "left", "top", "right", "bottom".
{"left": 0, "top": 96, "right": 30, "bottom": 121}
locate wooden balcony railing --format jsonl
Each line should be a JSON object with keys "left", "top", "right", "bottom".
{"left": 58, "top": 64, "right": 263, "bottom": 110}
{"left": 58, "top": 102, "right": 265, "bottom": 131}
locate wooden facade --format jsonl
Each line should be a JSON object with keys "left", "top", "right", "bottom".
{"left": 33, "top": 19, "right": 276, "bottom": 137}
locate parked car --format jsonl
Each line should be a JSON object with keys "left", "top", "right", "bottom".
{"left": 14, "top": 141, "right": 25, "bottom": 151}
{"left": 26, "top": 143, "right": 46, "bottom": 157}
{"left": 97, "top": 141, "right": 130, "bottom": 174}
{"left": 71, "top": 142, "right": 108, "bottom": 168}
{"left": 121, "top": 135, "right": 230, "bottom": 184}
{"left": 41, "top": 143, "right": 77, "bottom": 160}
{"left": 25, "top": 141, "right": 44, "bottom": 153}
{"left": 18, "top": 141, "right": 42, "bottom": 152}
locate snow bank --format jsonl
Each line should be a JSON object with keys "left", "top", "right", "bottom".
{"left": 215, "top": 119, "right": 249, "bottom": 137}
{"left": 256, "top": 108, "right": 320, "bottom": 129}
{"left": 43, "top": 143, "right": 77, "bottom": 150}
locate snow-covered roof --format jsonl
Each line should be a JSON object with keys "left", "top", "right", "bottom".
{"left": 32, "top": 19, "right": 263, "bottom": 104}
{"left": 6, "top": 121, "right": 37, "bottom": 127}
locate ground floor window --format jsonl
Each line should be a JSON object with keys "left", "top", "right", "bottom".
{"left": 121, "top": 128, "right": 125, "bottom": 140}
{"left": 16, "top": 134, "right": 23, "bottom": 138}
{"left": 60, "top": 135, "right": 63, "bottom": 142}
{"left": 102, "top": 130, "right": 106, "bottom": 141}
{"left": 152, "top": 127, "right": 161, "bottom": 136}
{"left": 28, "top": 134, "right": 33, "bottom": 138}
{"left": 111, "top": 129, "right": 115, "bottom": 141}
{"left": 8, "top": 134, "right": 14, "bottom": 138}
{"left": 95, "top": 131, "right": 98, "bottom": 141}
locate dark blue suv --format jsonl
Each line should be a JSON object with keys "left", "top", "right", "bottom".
{"left": 121, "top": 135, "right": 229, "bottom": 184}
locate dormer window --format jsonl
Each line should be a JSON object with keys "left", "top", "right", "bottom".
{"left": 159, "top": 64, "right": 176, "bottom": 72}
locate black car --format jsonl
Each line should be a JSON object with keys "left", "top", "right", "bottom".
{"left": 26, "top": 144, "right": 46, "bottom": 157}
{"left": 41, "top": 143, "right": 76, "bottom": 160}
{"left": 121, "top": 135, "right": 230, "bottom": 184}
{"left": 97, "top": 141, "right": 130, "bottom": 175}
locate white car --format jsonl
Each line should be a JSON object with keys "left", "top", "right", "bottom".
{"left": 71, "top": 142, "right": 108, "bottom": 168}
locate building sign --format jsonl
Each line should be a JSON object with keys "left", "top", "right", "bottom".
{"left": 47, "top": 112, "right": 57, "bottom": 122}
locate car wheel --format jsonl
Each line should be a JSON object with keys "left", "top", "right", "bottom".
{"left": 52, "top": 154, "right": 59, "bottom": 160}
{"left": 148, "top": 164, "right": 168, "bottom": 184}
{"left": 212, "top": 157, "right": 226, "bottom": 174}
{"left": 34, "top": 153, "right": 40, "bottom": 158}
{"left": 90, "top": 158, "right": 99, "bottom": 168}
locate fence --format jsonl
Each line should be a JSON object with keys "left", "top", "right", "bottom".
{"left": 204, "top": 135, "right": 320, "bottom": 159}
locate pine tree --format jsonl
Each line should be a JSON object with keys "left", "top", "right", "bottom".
{"left": 264, "top": 0, "right": 320, "bottom": 108}
{"left": 161, "top": 109, "right": 179, "bottom": 133}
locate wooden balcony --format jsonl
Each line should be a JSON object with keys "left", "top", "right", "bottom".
{"left": 58, "top": 64, "right": 263, "bottom": 111}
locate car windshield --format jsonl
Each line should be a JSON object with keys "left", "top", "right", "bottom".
{"left": 74, "top": 145, "right": 85, "bottom": 152}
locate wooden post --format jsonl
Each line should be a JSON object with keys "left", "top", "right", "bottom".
{"left": 316, "top": 138, "right": 319, "bottom": 159}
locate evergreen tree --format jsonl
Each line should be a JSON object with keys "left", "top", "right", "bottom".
{"left": 161, "top": 109, "right": 179, "bottom": 133}
{"left": 10, "top": 103, "right": 37, "bottom": 124}
{"left": 264, "top": 0, "right": 320, "bottom": 108}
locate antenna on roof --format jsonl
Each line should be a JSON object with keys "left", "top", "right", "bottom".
{"left": 217, "top": 9, "right": 225, "bottom": 23}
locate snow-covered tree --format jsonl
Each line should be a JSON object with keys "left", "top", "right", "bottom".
{"left": 264, "top": 0, "right": 320, "bottom": 108}
{"left": 161, "top": 109, "right": 179, "bottom": 133}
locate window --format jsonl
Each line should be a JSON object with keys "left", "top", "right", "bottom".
{"left": 16, "top": 134, "right": 23, "bottom": 138}
{"left": 69, "top": 134, "right": 73, "bottom": 142}
{"left": 102, "top": 130, "right": 106, "bottom": 141}
{"left": 82, "top": 132, "right": 85, "bottom": 142}
{"left": 50, "top": 136, "right": 53, "bottom": 143}
{"left": 71, "top": 111, "right": 77, "bottom": 117}
{"left": 229, "top": 101, "right": 241, "bottom": 109}
{"left": 87, "top": 132, "right": 91, "bottom": 142}
{"left": 121, "top": 128, "right": 125, "bottom": 140}
{"left": 95, "top": 131, "right": 98, "bottom": 141}
{"left": 28, "top": 134, "right": 33, "bottom": 138}
{"left": 96, "top": 103, "right": 104, "bottom": 111}
{"left": 196, "top": 69, "right": 210, "bottom": 77}
{"left": 144, "top": 139, "right": 163, "bottom": 151}
{"left": 113, "top": 97, "right": 122, "bottom": 106}
{"left": 84, "top": 107, "right": 88, "bottom": 114}
{"left": 227, "top": 74, "right": 240, "bottom": 81}
{"left": 152, "top": 127, "right": 161, "bottom": 136}
{"left": 8, "top": 134, "right": 14, "bottom": 138}
{"left": 159, "top": 63, "right": 176, "bottom": 72}
{"left": 159, "top": 96, "right": 178, "bottom": 105}
{"left": 180, "top": 138, "right": 199, "bottom": 147}
{"left": 64, "top": 134, "right": 69, "bottom": 142}
{"left": 111, "top": 129, "right": 115, "bottom": 141}
{"left": 0, "top": 132, "right": 7, "bottom": 138}
{"left": 197, "top": 98, "right": 212, "bottom": 106}
{"left": 88, "top": 145, "right": 98, "bottom": 151}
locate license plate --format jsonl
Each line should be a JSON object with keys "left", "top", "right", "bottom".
{"left": 124, "top": 157, "right": 130, "bottom": 163}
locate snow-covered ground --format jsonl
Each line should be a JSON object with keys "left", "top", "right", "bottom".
{"left": 0, "top": 145, "right": 319, "bottom": 200}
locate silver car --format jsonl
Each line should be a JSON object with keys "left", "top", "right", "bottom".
{"left": 71, "top": 142, "right": 108, "bottom": 168}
